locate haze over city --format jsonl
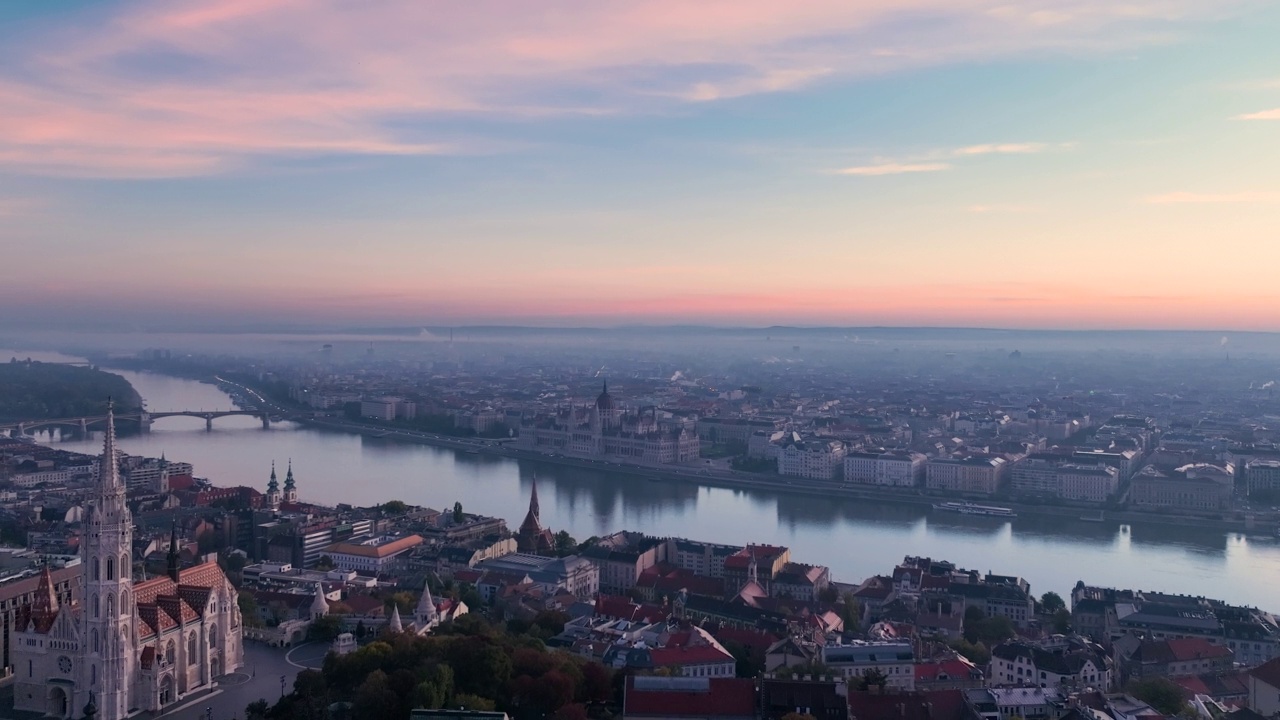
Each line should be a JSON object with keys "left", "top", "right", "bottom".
{"left": 2, "top": 1, "right": 1280, "bottom": 331}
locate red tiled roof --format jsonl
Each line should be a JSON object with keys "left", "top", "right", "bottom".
{"left": 595, "top": 595, "right": 667, "bottom": 623}
{"left": 915, "top": 656, "right": 980, "bottom": 681}
{"left": 1249, "top": 658, "right": 1280, "bottom": 690}
{"left": 649, "top": 645, "right": 734, "bottom": 667}
{"left": 158, "top": 594, "right": 199, "bottom": 624}
{"left": 625, "top": 677, "right": 755, "bottom": 717}
{"left": 1166, "top": 638, "right": 1233, "bottom": 662}
{"left": 140, "top": 646, "right": 156, "bottom": 669}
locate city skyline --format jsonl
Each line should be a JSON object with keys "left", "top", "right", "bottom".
{"left": 3, "top": 0, "right": 1280, "bottom": 331}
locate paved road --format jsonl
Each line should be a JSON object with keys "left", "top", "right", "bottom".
{"left": 153, "top": 641, "right": 323, "bottom": 720}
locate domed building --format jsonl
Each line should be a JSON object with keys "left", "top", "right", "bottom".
{"left": 592, "top": 380, "right": 620, "bottom": 432}
{"left": 515, "top": 380, "right": 701, "bottom": 464}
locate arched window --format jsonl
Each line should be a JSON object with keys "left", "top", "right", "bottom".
{"left": 120, "top": 589, "right": 129, "bottom": 613}
{"left": 91, "top": 629, "right": 99, "bottom": 653}
{"left": 165, "top": 641, "right": 175, "bottom": 665}
{"left": 187, "top": 633, "right": 197, "bottom": 662}
{"left": 106, "top": 557, "right": 114, "bottom": 581}
{"left": 91, "top": 664, "right": 97, "bottom": 685}
{"left": 92, "top": 558, "right": 99, "bottom": 581}
{"left": 209, "top": 625, "right": 217, "bottom": 648}
{"left": 121, "top": 554, "right": 129, "bottom": 580}
{"left": 92, "top": 594, "right": 99, "bottom": 618}
{"left": 106, "top": 593, "right": 114, "bottom": 618}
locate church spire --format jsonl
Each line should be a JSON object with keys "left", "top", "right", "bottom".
{"left": 388, "top": 604, "right": 403, "bottom": 633}
{"left": 268, "top": 461, "right": 279, "bottom": 493}
{"left": 523, "top": 477, "right": 541, "bottom": 528}
{"left": 100, "top": 397, "right": 122, "bottom": 491}
{"left": 284, "top": 459, "right": 295, "bottom": 489}
{"left": 30, "top": 564, "right": 59, "bottom": 629}
{"left": 167, "top": 520, "right": 180, "bottom": 582}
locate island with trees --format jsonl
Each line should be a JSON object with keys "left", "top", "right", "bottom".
{"left": 0, "top": 358, "right": 142, "bottom": 422}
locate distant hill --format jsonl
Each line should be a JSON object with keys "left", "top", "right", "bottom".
{"left": 0, "top": 359, "right": 141, "bottom": 422}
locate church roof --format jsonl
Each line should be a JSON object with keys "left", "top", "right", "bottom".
{"left": 158, "top": 594, "right": 200, "bottom": 624}
{"left": 140, "top": 646, "right": 156, "bottom": 669}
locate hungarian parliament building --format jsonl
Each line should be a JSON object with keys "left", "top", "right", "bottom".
{"left": 10, "top": 405, "right": 244, "bottom": 719}
{"left": 515, "top": 382, "right": 701, "bottom": 464}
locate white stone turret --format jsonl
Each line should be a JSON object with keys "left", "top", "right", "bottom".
{"left": 310, "top": 582, "right": 329, "bottom": 620}
{"left": 388, "top": 604, "right": 403, "bottom": 633}
{"left": 415, "top": 580, "right": 439, "bottom": 632}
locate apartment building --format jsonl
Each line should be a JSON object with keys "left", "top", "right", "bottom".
{"left": 778, "top": 439, "right": 845, "bottom": 481}
{"left": 844, "top": 451, "right": 927, "bottom": 487}
{"left": 926, "top": 456, "right": 1008, "bottom": 495}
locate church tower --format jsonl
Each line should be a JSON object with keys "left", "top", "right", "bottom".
{"left": 82, "top": 400, "right": 137, "bottom": 720}
{"left": 283, "top": 459, "right": 298, "bottom": 504}
{"left": 516, "top": 477, "right": 553, "bottom": 554}
{"left": 265, "top": 461, "right": 281, "bottom": 510}
{"left": 166, "top": 520, "right": 181, "bottom": 583}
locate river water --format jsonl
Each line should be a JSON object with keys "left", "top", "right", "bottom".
{"left": 7, "top": 348, "right": 1280, "bottom": 609}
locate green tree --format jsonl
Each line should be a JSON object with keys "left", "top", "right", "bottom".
{"left": 1040, "top": 591, "right": 1066, "bottom": 613}
{"left": 858, "top": 668, "right": 889, "bottom": 692}
{"left": 245, "top": 699, "right": 270, "bottom": 719}
{"left": 554, "top": 530, "right": 577, "bottom": 556}
{"left": 308, "top": 615, "right": 344, "bottom": 641}
{"left": 411, "top": 664, "right": 454, "bottom": 709}
{"left": 817, "top": 586, "right": 839, "bottom": 604}
{"left": 1052, "top": 608, "right": 1072, "bottom": 634}
{"left": 453, "top": 501, "right": 464, "bottom": 523}
{"left": 381, "top": 500, "right": 409, "bottom": 515}
{"left": 454, "top": 694, "right": 496, "bottom": 711}
{"left": 948, "top": 638, "right": 991, "bottom": 665}
{"left": 315, "top": 555, "right": 336, "bottom": 571}
{"left": 1126, "top": 677, "right": 1188, "bottom": 715}
{"left": 839, "top": 592, "right": 863, "bottom": 630}
{"left": 385, "top": 591, "right": 416, "bottom": 614}
{"left": 238, "top": 591, "right": 263, "bottom": 628}
{"left": 976, "top": 615, "right": 1016, "bottom": 645}
{"left": 353, "top": 670, "right": 400, "bottom": 719}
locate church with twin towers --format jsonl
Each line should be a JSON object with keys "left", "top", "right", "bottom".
{"left": 11, "top": 401, "right": 244, "bottom": 719}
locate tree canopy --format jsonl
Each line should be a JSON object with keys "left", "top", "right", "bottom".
{"left": 1126, "top": 676, "right": 1189, "bottom": 715}
{"left": 261, "top": 615, "right": 615, "bottom": 720}
{"left": 1040, "top": 591, "right": 1066, "bottom": 613}
{"left": 0, "top": 361, "right": 141, "bottom": 422}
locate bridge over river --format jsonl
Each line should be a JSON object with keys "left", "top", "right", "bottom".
{"left": 0, "top": 409, "right": 275, "bottom": 436}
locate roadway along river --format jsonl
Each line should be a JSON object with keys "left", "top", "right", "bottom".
{"left": 10, "top": 349, "right": 1280, "bottom": 609}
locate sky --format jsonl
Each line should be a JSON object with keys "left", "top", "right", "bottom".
{"left": 1, "top": 0, "right": 1279, "bottom": 331}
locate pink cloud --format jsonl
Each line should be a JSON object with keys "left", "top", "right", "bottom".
{"left": 0, "top": 0, "right": 1249, "bottom": 177}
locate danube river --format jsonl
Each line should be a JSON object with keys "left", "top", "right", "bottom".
{"left": 9, "top": 349, "right": 1280, "bottom": 609}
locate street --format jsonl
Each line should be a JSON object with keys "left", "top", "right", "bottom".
{"left": 149, "top": 641, "right": 325, "bottom": 720}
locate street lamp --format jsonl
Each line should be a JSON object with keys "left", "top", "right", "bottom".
{"left": 280, "top": 674, "right": 287, "bottom": 698}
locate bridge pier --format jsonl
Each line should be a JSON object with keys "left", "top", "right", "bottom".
{"left": 261, "top": 415, "right": 271, "bottom": 430}
{"left": 206, "top": 417, "right": 214, "bottom": 432}
{"left": 79, "top": 418, "right": 88, "bottom": 435}
{"left": 16, "top": 423, "right": 24, "bottom": 437}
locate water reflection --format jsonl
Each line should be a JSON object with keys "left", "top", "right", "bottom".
{"left": 8, "top": 351, "right": 1280, "bottom": 609}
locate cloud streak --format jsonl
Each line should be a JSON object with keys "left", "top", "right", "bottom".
{"left": 1237, "top": 108, "right": 1280, "bottom": 120}
{"left": 1145, "top": 191, "right": 1280, "bottom": 204}
{"left": 835, "top": 162, "right": 951, "bottom": 176}
{"left": 0, "top": 0, "right": 1250, "bottom": 177}
{"left": 954, "top": 143, "right": 1049, "bottom": 155}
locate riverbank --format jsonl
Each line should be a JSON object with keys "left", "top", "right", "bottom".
{"left": 297, "top": 416, "right": 1279, "bottom": 536}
